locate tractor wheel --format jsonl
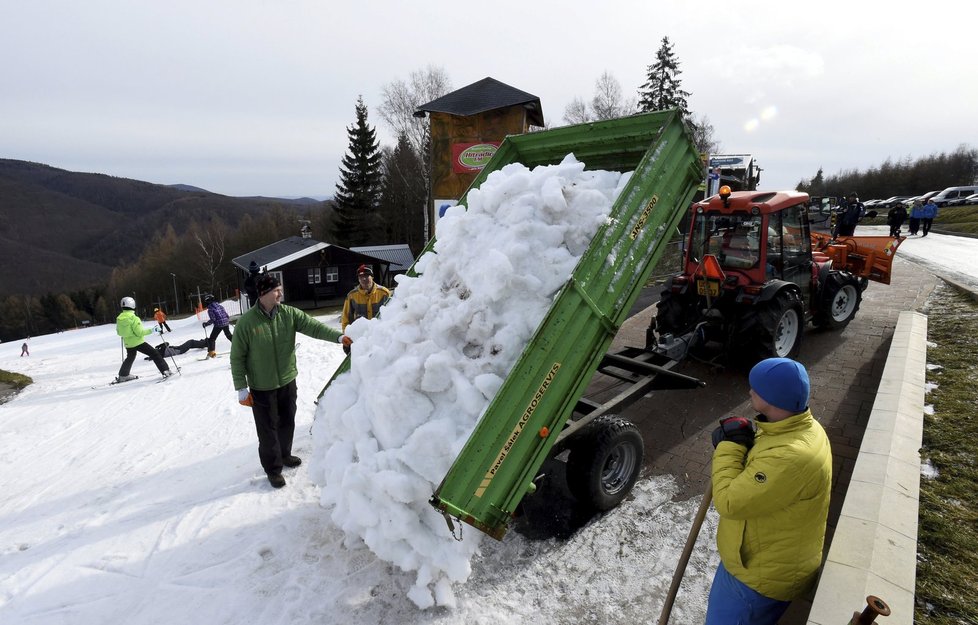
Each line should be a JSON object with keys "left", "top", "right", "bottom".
{"left": 754, "top": 290, "right": 803, "bottom": 359}
{"left": 566, "top": 415, "right": 644, "bottom": 511}
{"left": 654, "top": 289, "right": 688, "bottom": 337}
{"left": 814, "top": 273, "right": 862, "bottom": 330}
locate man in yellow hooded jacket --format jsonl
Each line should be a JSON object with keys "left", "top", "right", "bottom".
{"left": 705, "top": 357, "right": 832, "bottom": 624}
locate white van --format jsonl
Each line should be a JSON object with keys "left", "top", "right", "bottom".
{"left": 931, "top": 185, "right": 978, "bottom": 207}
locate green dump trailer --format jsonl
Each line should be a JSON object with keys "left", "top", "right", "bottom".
{"left": 427, "top": 110, "right": 706, "bottom": 540}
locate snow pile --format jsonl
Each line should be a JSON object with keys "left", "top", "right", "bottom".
{"left": 310, "top": 155, "right": 630, "bottom": 607}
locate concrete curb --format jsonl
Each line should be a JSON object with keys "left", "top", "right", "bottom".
{"left": 806, "top": 311, "right": 927, "bottom": 624}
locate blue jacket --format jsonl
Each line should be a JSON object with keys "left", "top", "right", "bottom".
{"left": 920, "top": 201, "right": 938, "bottom": 219}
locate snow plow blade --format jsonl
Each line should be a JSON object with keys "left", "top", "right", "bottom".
{"left": 428, "top": 110, "right": 703, "bottom": 539}
{"left": 811, "top": 232, "right": 903, "bottom": 285}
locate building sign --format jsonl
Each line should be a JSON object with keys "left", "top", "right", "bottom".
{"left": 451, "top": 142, "right": 500, "bottom": 173}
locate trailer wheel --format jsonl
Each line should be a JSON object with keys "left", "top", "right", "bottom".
{"left": 754, "top": 290, "right": 803, "bottom": 359}
{"left": 566, "top": 415, "right": 644, "bottom": 511}
{"left": 814, "top": 273, "right": 861, "bottom": 330}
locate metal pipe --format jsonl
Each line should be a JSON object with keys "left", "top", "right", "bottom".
{"left": 850, "top": 595, "right": 891, "bottom": 624}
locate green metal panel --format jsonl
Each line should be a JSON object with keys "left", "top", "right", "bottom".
{"left": 429, "top": 110, "right": 704, "bottom": 539}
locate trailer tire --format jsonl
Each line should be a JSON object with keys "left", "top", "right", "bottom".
{"left": 566, "top": 415, "right": 644, "bottom": 511}
{"left": 753, "top": 290, "right": 803, "bottom": 359}
{"left": 814, "top": 272, "right": 861, "bottom": 330}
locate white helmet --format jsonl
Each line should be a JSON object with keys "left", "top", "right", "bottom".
{"left": 120, "top": 296, "right": 136, "bottom": 310}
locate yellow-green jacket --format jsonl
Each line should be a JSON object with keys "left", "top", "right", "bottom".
{"left": 341, "top": 284, "right": 391, "bottom": 331}
{"left": 712, "top": 408, "right": 832, "bottom": 601}
{"left": 231, "top": 303, "right": 341, "bottom": 392}
{"left": 116, "top": 309, "right": 151, "bottom": 348}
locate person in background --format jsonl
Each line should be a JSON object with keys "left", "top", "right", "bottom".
{"left": 920, "top": 197, "right": 938, "bottom": 237}
{"left": 908, "top": 199, "right": 923, "bottom": 235}
{"left": 202, "top": 294, "right": 233, "bottom": 358}
{"left": 340, "top": 264, "right": 391, "bottom": 355}
{"left": 887, "top": 201, "right": 907, "bottom": 238}
{"left": 154, "top": 307, "right": 172, "bottom": 333}
{"left": 705, "top": 357, "right": 832, "bottom": 624}
{"left": 832, "top": 192, "right": 864, "bottom": 237}
{"left": 230, "top": 274, "right": 349, "bottom": 489}
{"left": 20, "top": 341, "right": 29, "bottom": 357}
{"left": 243, "top": 261, "right": 261, "bottom": 307}
{"left": 116, "top": 297, "right": 172, "bottom": 383}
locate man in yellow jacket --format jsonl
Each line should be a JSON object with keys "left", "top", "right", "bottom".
{"left": 705, "top": 357, "right": 832, "bottom": 624}
{"left": 340, "top": 264, "right": 390, "bottom": 354}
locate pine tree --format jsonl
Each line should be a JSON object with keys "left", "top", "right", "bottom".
{"left": 334, "top": 96, "right": 383, "bottom": 247}
{"left": 637, "top": 36, "right": 691, "bottom": 118}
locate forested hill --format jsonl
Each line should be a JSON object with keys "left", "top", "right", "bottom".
{"left": 0, "top": 159, "right": 323, "bottom": 297}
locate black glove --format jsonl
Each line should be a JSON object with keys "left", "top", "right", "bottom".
{"left": 711, "top": 416, "right": 755, "bottom": 449}
{"left": 202, "top": 321, "right": 209, "bottom": 328}
{"left": 342, "top": 343, "right": 351, "bottom": 356}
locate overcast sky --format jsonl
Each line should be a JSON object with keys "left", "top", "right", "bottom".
{"left": 1, "top": 0, "right": 973, "bottom": 199}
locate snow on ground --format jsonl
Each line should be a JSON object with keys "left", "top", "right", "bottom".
{"left": 2, "top": 201, "right": 976, "bottom": 625}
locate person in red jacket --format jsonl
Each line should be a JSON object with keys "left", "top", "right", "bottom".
{"left": 154, "top": 308, "right": 172, "bottom": 333}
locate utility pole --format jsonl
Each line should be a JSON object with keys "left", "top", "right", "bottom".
{"left": 170, "top": 273, "right": 179, "bottom": 315}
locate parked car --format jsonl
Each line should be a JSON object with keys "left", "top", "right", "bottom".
{"left": 947, "top": 193, "right": 978, "bottom": 207}
{"left": 931, "top": 186, "right": 978, "bottom": 208}
{"left": 878, "top": 196, "right": 913, "bottom": 209}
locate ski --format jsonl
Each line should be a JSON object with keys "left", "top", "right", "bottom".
{"left": 93, "top": 376, "right": 140, "bottom": 389}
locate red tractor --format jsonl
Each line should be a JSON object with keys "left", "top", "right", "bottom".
{"left": 650, "top": 186, "right": 902, "bottom": 362}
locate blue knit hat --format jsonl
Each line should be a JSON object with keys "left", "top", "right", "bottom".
{"left": 749, "top": 358, "right": 810, "bottom": 413}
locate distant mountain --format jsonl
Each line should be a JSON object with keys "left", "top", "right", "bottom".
{"left": 168, "top": 183, "right": 211, "bottom": 193}
{"left": 0, "top": 159, "right": 326, "bottom": 297}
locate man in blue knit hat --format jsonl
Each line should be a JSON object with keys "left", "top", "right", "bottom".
{"left": 705, "top": 357, "right": 832, "bottom": 624}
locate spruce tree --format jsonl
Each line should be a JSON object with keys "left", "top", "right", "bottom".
{"left": 637, "top": 36, "right": 691, "bottom": 118}
{"left": 334, "top": 96, "right": 383, "bottom": 247}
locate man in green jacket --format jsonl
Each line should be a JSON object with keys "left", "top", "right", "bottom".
{"left": 230, "top": 274, "right": 348, "bottom": 489}
{"left": 705, "top": 357, "right": 832, "bottom": 624}
{"left": 116, "top": 297, "right": 172, "bottom": 383}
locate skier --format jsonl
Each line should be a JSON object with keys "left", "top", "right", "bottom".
{"left": 21, "top": 341, "right": 29, "bottom": 357}
{"left": 116, "top": 297, "right": 172, "bottom": 382}
{"left": 154, "top": 307, "right": 172, "bottom": 333}
{"left": 145, "top": 338, "right": 208, "bottom": 359}
{"left": 202, "top": 294, "right": 233, "bottom": 358}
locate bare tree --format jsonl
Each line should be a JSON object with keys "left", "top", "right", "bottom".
{"left": 191, "top": 220, "right": 228, "bottom": 293}
{"left": 591, "top": 71, "right": 636, "bottom": 120}
{"left": 378, "top": 66, "right": 452, "bottom": 161}
{"left": 689, "top": 113, "right": 721, "bottom": 156}
{"left": 562, "top": 71, "right": 636, "bottom": 125}
{"left": 562, "top": 96, "right": 591, "bottom": 125}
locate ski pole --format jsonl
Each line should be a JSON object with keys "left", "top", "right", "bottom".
{"left": 164, "top": 343, "right": 180, "bottom": 374}
{"left": 657, "top": 477, "right": 712, "bottom": 625}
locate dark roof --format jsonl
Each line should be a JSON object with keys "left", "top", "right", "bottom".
{"left": 231, "top": 236, "right": 330, "bottom": 272}
{"left": 351, "top": 244, "right": 416, "bottom": 272}
{"left": 414, "top": 77, "right": 544, "bottom": 127}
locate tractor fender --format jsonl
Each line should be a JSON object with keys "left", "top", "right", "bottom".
{"left": 753, "top": 279, "right": 802, "bottom": 305}
{"left": 816, "top": 261, "right": 833, "bottom": 289}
